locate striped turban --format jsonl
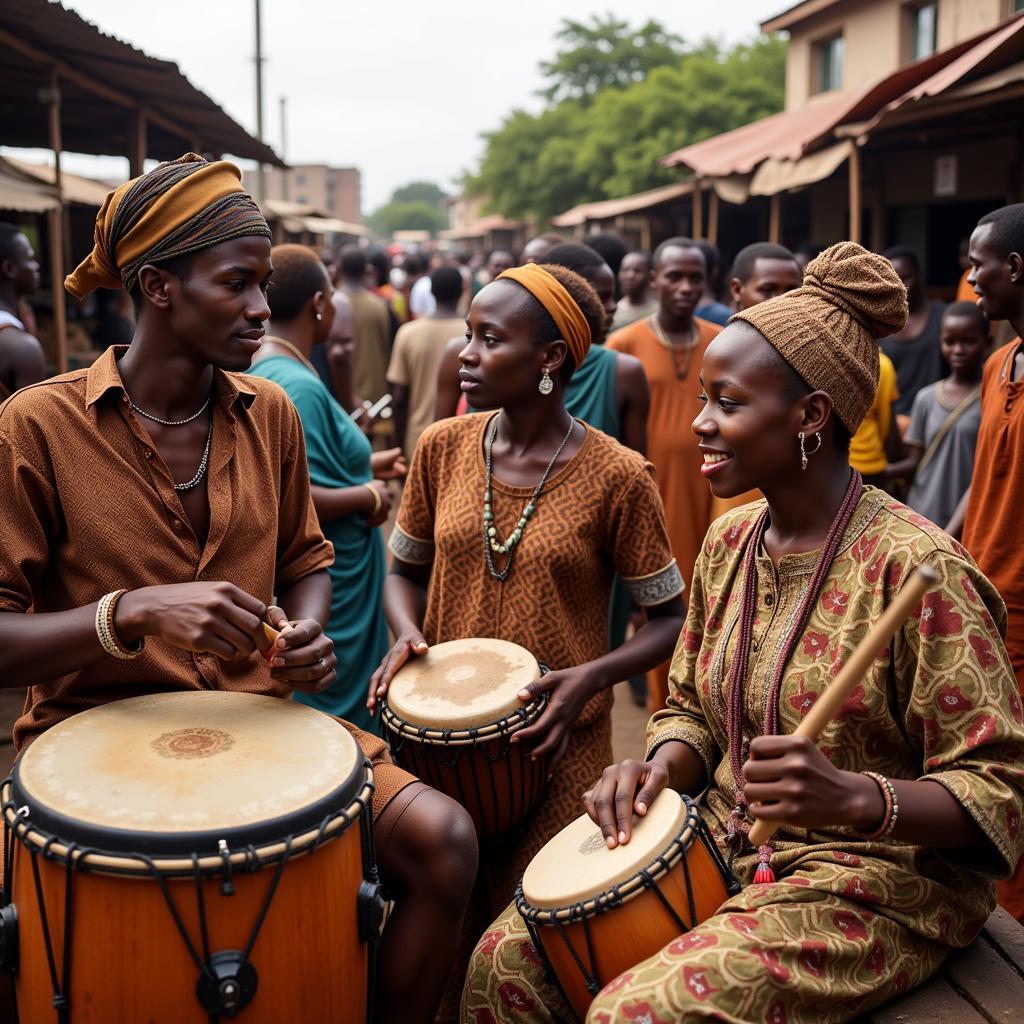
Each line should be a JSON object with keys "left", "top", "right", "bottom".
{"left": 65, "top": 153, "right": 271, "bottom": 298}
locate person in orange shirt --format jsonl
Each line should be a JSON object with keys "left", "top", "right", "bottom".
{"left": 954, "top": 202, "right": 1024, "bottom": 920}
{"left": 608, "top": 237, "right": 721, "bottom": 711}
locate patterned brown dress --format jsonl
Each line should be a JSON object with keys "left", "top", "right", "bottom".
{"left": 390, "top": 412, "right": 683, "bottom": 1014}
{"left": 462, "top": 488, "right": 1024, "bottom": 1024}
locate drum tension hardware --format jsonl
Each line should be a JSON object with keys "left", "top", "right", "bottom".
{"left": 195, "top": 951, "right": 258, "bottom": 1017}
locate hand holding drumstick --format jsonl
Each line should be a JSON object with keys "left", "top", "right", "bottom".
{"left": 743, "top": 564, "right": 978, "bottom": 847}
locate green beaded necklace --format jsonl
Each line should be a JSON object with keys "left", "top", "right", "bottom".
{"left": 483, "top": 413, "right": 577, "bottom": 582}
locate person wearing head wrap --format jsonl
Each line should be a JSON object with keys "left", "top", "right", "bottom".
{"left": 463, "top": 243, "right": 1024, "bottom": 1024}
{"left": 0, "top": 156, "right": 479, "bottom": 1024}
{"left": 373, "top": 262, "right": 685, "bottom": 1017}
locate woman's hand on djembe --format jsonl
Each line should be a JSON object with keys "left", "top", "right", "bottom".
{"left": 367, "top": 630, "right": 428, "bottom": 714}
{"left": 264, "top": 606, "right": 337, "bottom": 693}
{"left": 742, "top": 735, "right": 885, "bottom": 833}
{"left": 583, "top": 759, "right": 670, "bottom": 849}
{"left": 512, "top": 666, "right": 595, "bottom": 769}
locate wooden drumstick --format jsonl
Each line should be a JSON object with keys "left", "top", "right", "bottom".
{"left": 747, "top": 563, "right": 939, "bottom": 847}
{"left": 258, "top": 621, "right": 280, "bottom": 661}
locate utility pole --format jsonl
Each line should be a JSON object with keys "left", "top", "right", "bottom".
{"left": 279, "top": 96, "right": 288, "bottom": 201}
{"left": 254, "top": 0, "right": 265, "bottom": 201}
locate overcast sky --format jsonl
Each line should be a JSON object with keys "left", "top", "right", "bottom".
{"left": 13, "top": 0, "right": 785, "bottom": 212}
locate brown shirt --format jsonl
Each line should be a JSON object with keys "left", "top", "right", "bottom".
{"left": 389, "top": 413, "right": 683, "bottom": 728}
{"left": 0, "top": 346, "right": 334, "bottom": 750}
{"left": 348, "top": 289, "right": 392, "bottom": 403}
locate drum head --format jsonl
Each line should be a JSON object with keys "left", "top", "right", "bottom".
{"left": 522, "top": 789, "right": 688, "bottom": 909}
{"left": 12, "top": 692, "right": 363, "bottom": 855}
{"left": 387, "top": 638, "right": 540, "bottom": 730}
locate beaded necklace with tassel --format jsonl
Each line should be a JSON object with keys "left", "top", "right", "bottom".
{"left": 725, "top": 469, "right": 863, "bottom": 885}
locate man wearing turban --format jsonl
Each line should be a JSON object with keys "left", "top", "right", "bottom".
{"left": 0, "top": 154, "right": 476, "bottom": 1023}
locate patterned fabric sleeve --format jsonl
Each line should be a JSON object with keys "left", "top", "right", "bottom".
{"left": 389, "top": 424, "right": 437, "bottom": 565}
{"left": 896, "top": 548, "right": 1024, "bottom": 877}
{"left": 608, "top": 463, "right": 684, "bottom": 606}
{"left": 645, "top": 545, "right": 720, "bottom": 775}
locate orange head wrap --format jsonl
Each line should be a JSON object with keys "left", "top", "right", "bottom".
{"left": 65, "top": 153, "right": 271, "bottom": 299}
{"left": 496, "top": 264, "right": 591, "bottom": 369}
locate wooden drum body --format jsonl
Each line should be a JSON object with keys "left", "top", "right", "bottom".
{"left": 1, "top": 692, "right": 383, "bottom": 1023}
{"left": 381, "top": 638, "right": 548, "bottom": 842}
{"left": 516, "top": 790, "right": 737, "bottom": 1021}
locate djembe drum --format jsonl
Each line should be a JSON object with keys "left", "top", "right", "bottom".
{"left": 515, "top": 789, "right": 736, "bottom": 1021}
{"left": 0, "top": 691, "right": 383, "bottom": 1023}
{"left": 380, "top": 638, "right": 548, "bottom": 841}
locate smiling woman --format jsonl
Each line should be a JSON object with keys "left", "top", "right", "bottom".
{"left": 463, "top": 243, "right": 1024, "bottom": 1024}
{"left": 372, "top": 262, "right": 686, "bottom": 1015}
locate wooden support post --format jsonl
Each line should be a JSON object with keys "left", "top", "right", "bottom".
{"left": 639, "top": 217, "right": 652, "bottom": 255}
{"left": 849, "top": 143, "right": 862, "bottom": 244}
{"left": 46, "top": 67, "right": 67, "bottom": 375}
{"left": 129, "top": 108, "right": 147, "bottom": 178}
{"left": 708, "top": 188, "right": 720, "bottom": 246}
{"left": 769, "top": 194, "right": 781, "bottom": 243}
{"left": 692, "top": 179, "right": 703, "bottom": 240}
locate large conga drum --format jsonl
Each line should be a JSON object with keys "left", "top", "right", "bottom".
{"left": 516, "top": 790, "right": 736, "bottom": 1021}
{"left": 0, "top": 692, "right": 382, "bottom": 1023}
{"left": 381, "top": 638, "right": 548, "bottom": 841}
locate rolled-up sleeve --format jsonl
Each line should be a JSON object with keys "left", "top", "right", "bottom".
{"left": 274, "top": 401, "right": 334, "bottom": 590}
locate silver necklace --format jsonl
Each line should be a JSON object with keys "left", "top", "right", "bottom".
{"left": 483, "top": 414, "right": 576, "bottom": 582}
{"left": 174, "top": 417, "right": 213, "bottom": 492}
{"left": 128, "top": 393, "right": 211, "bottom": 426}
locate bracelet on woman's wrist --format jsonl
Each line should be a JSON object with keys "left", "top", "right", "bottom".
{"left": 361, "top": 482, "right": 382, "bottom": 517}
{"left": 856, "top": 770, "right": 899, "bottom": 840}
{"left": 95, "top": 589, "right": 145, "bottom": 660}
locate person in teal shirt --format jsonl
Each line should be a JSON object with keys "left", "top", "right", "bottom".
{"left": 249, "top": 244, "right": 406, "bottom": 731}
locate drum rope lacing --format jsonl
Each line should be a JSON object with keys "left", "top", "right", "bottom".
{"left": 0, "top": 770, "right": 381, "bottom": 1023}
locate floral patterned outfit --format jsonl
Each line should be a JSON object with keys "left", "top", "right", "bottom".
{"left": 390, "top": 412, "right": 683, "bottom": 1017}
{"left": 462, "top": 488, "right": 1024, "bottom": 1024}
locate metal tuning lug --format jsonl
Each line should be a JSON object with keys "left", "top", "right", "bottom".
{"left": 195, "top": 950, "right": 258, "bottom": 1018}
{"left": 357, "top": 879, "right": 385, "bottom": 942}
{"left": 0, "top": 904, "right": 17, "bottom": 973}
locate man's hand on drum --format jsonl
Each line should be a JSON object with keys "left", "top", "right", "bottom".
{"left": 512, "top": 665, "right": 596, "bottom": 769}
{"left": 115, "top": 582, "right": 271, "bottom": 660}
{"left": 264, "top": 605, "right": 337, "bottom": 694}
{"left": 583, "top": 758, "right": 670, "bottom": 849}
{"left": 741, "top": 734, "right": 880, "bottom": 832}
{"left": 367, "top": 629, "right": 429, "bottom": 714}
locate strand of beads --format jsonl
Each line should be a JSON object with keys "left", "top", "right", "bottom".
{"left": 482, "top": 413, "right": 576, "bottom": 582}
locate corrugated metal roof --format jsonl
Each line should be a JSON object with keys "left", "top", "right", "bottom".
{"left": 0, "top": 157, "right": 59, "bottom": 212}
{"left": 552, "top": 181, "right": 694, "bottom": 228}
{"left": 4, "top": 157, "right": 111, "bottom": 206}
{"left": 0, "top": 0, "right": 281, "bottom": 166}
{"left": 662, "top": 17, "right": 1018, "bottom": 179}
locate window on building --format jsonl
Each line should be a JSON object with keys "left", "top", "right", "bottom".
{"left": 294, "top": 173, "right": 306, "bottom": 186}
{"left": 813, "top": 34, "right": 844, "bottom": 94}
{"left": 1014, "top": 0, "right": 1024, "bottom": 12}
{"left": 905, "top": 2, "right": 938, "bottom": 61}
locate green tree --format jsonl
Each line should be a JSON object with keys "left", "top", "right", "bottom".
{"left": 539, "top": 15, "right": 685, "bottom": 104}
{"left": 391, "top": 181, "right": 448, "bottom": 207}
{"left": 366, "top": 199, "right": 447, "bottom": 237}
{"left": 468, "top": 32, "right": 786, "bottom": 224}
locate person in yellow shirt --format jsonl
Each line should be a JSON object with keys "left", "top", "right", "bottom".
{"left": 849, "top": 350, "right": 900, "bottom": 486}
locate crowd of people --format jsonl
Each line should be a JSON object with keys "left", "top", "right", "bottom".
{"left": 1, "top": 153, "right": 1024, "bottom": 1024}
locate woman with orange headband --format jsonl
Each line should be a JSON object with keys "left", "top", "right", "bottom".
{"left": 368, "top": 262, "right": 685, "bottom": 1017}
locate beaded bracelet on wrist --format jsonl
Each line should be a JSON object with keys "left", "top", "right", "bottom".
{"left": 858, "top": 770, "right": 899, "bottom": 840}
{"left": 95, "top": 589, "right": 144, "bottom": 660}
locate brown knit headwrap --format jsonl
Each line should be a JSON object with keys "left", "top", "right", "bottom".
{"left": 731, "top": 241, "right": 907, "bottom": 433}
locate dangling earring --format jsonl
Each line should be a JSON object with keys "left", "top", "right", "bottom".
{"left": 538, "top": 370, "right": 554, "bottom": 396}
{"left": 315, "top": 311, "right": 323, "bottom": 322}
{"left": 799, "top": 430, "right": 823, "bottom": 471}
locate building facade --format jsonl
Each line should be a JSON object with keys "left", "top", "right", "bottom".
{"left": 243, "top": 164, "right": 362, "bottom": 225}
